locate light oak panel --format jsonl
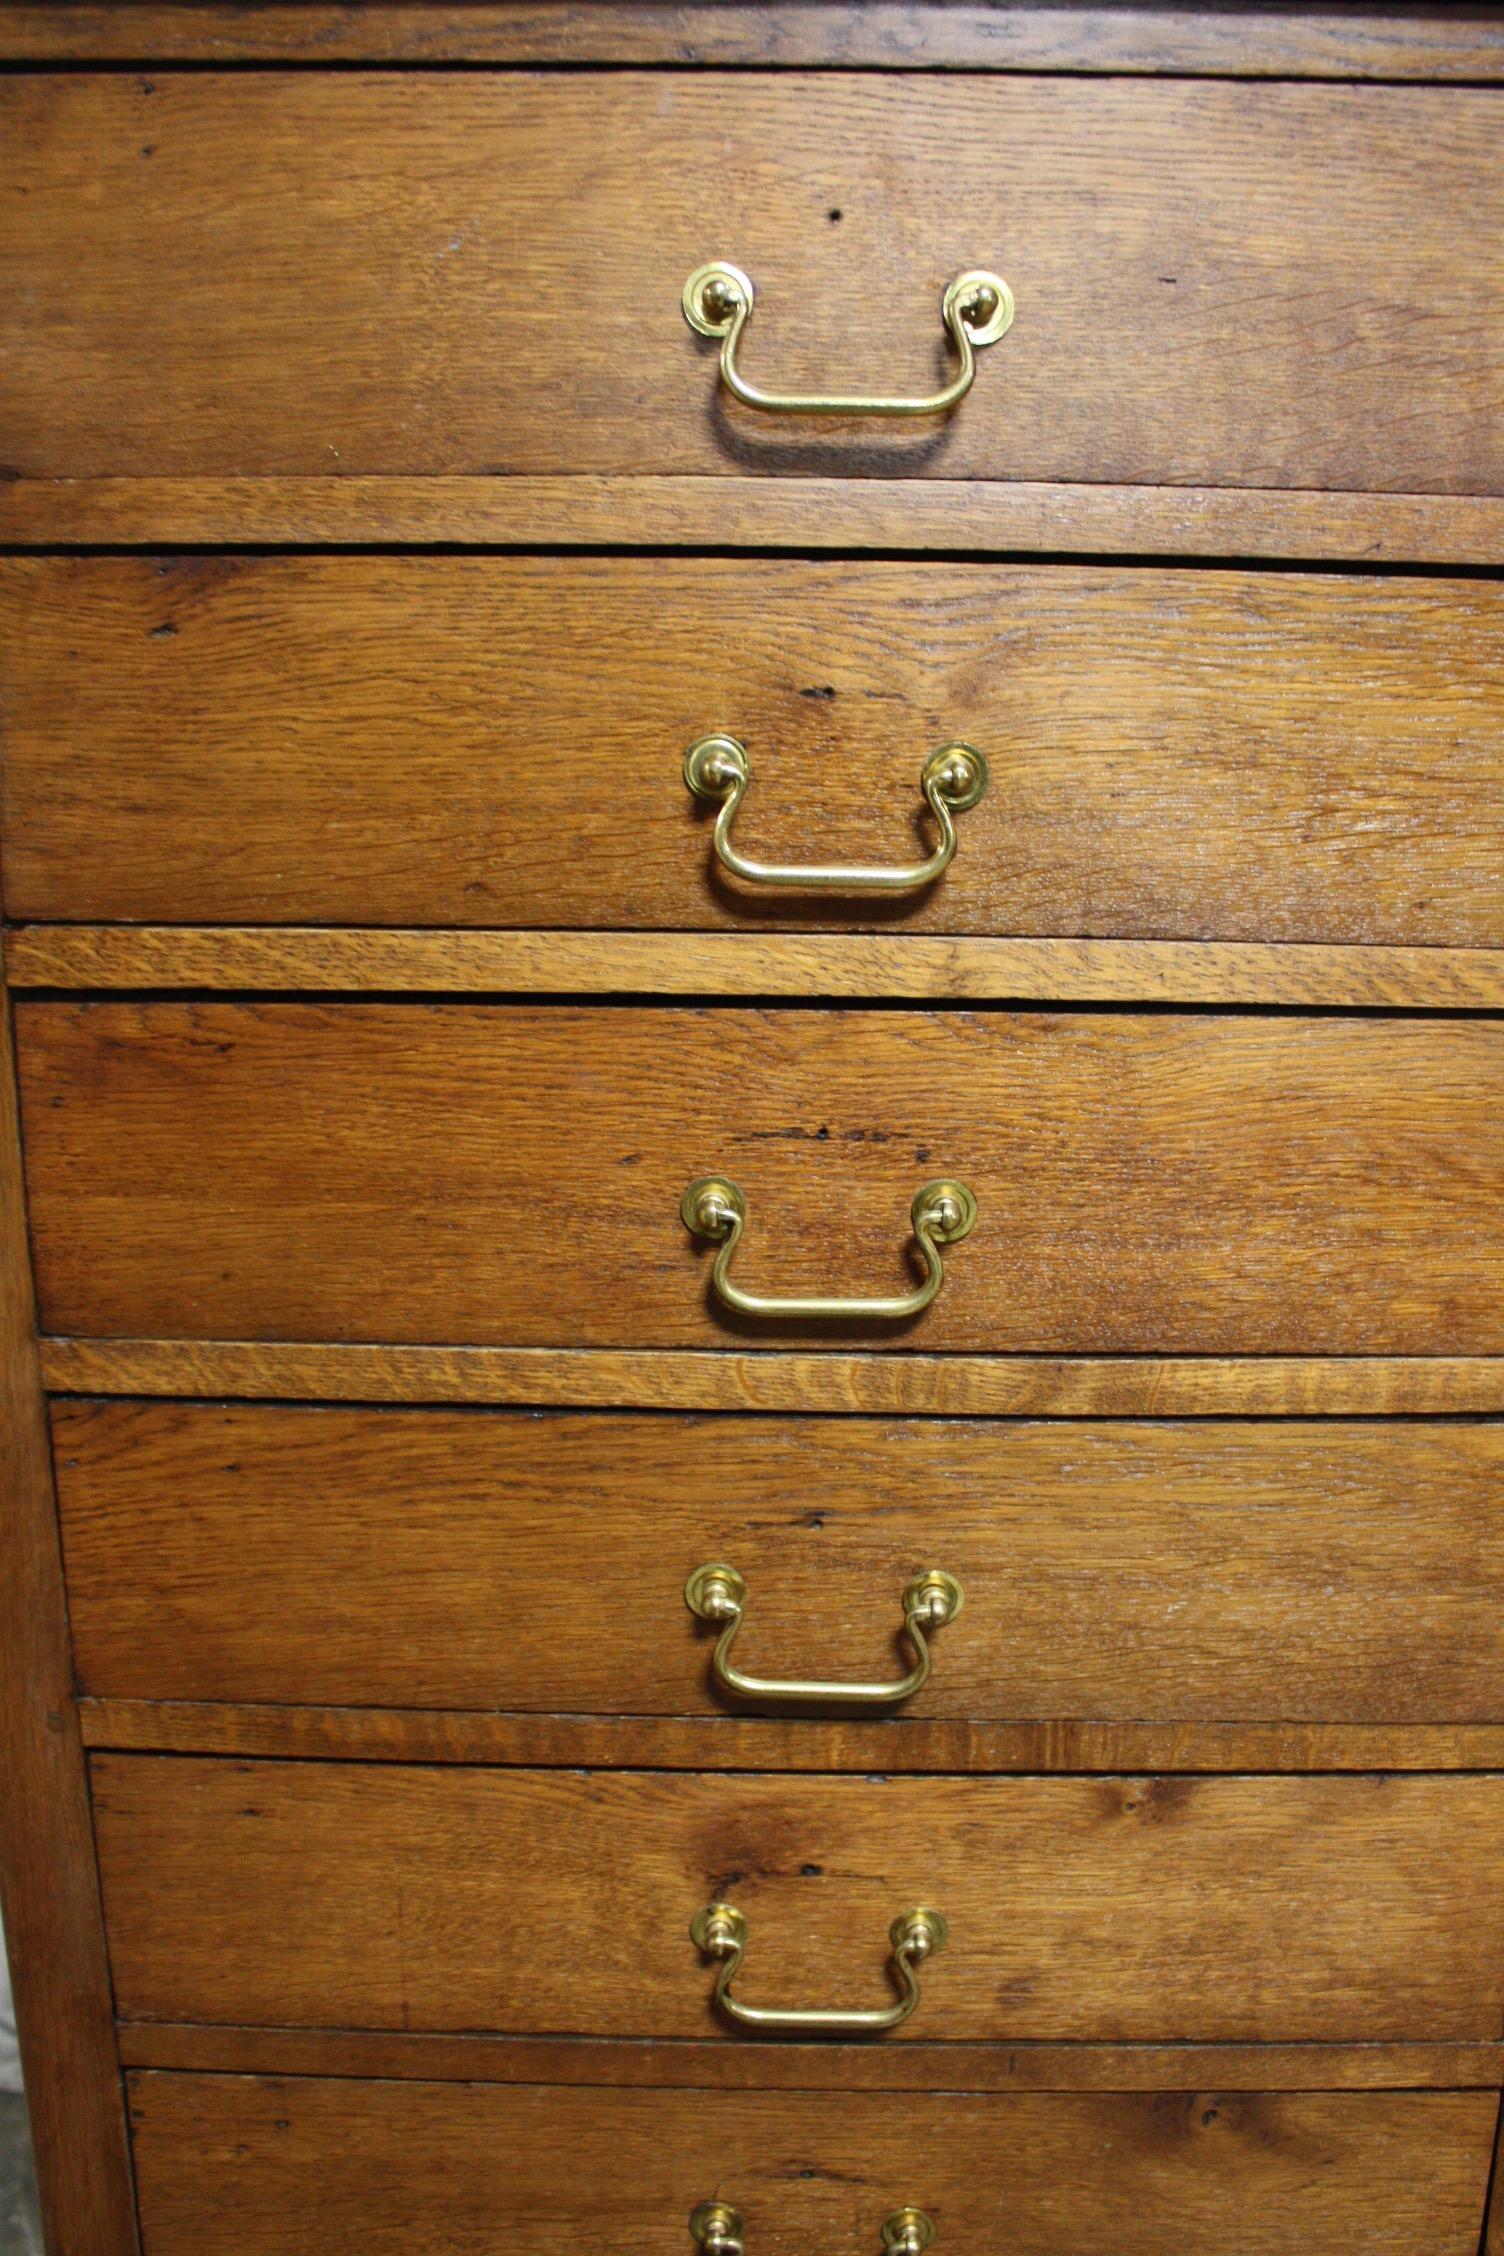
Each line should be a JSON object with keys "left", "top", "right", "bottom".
{"left": 116, "top": 2024, "right": 1504, "bottom": 2093}
{"left": 7, "top": 558, "right": 1504, "bottom": 945}
{"left": 1, "top": 75, "right": 1501, "bottom": 492}
{"left": 125, "top": 2076, "right": 1498, "bottom": 2256}
{"left": 54, "top": 1403, "right": 1504, "bottom": 1726}
{"left": 2, "top": 476, "right": 1501, "bottom": 559}
{"left": 5, "top": 6, "right": 1504, "bottom": 74}
{"left": 40, "top": 1339, "right": 1504, "bottom": 1417}
{"left": 18, "top": 1004, "right": 1504, "bottom": 1355}
{"left": 73, "top": 1699, "right": 1504, "bottom": 1776}
{"left": 12, "top": 928, "right": 1504, "bottom": 1010}
{"left": 93, "top": 1760, "right": 1504, "bottom": 2041}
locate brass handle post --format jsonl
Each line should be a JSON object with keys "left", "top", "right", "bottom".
{"left": 689, "top": 2206, "right": 747, "bottom": 2256}
{"left": 684, "top": 737, "right": 988, "bottom": 895}
{"left": 689, "top": 1903, "right": 947, "bottom": 2035}
{"left": 686, "top": 1564, "right": 964, "bottom": 1709}
{"left": 683, "top": 259, "right": 1013, "bottom": 417}
{"left": 689, "top": 2206, "right": 937, "bottom": 2256}
{"left": 882, "top": 2215, "right": 938, "bottom": 2256}
{"left": 681, "top": 1176, "right": 977, "bottom": 1323}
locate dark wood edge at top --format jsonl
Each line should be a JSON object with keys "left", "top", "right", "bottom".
{"left": 39, "top": 1338, "right": 1504, "bottom": 1415}
{"left": 0, "top": 477, "right": 1500, "bottom": 562}
{"left": 10, "top": 928, "right": 1504, "bottom": 1009}
{"left": 0, "top": 943, "right": 140, "bottom": 2253}
{"left": 114, "top": 2026, "right": 1504, "bottom": 2093}
{"left": 0, "top": 4, "right": 1501, "bottom": 78}
{"left": 75, "top": 1697, "right": 1504, "bottom": 1775}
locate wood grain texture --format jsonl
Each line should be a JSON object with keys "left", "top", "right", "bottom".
{"left": 41, "top": 1338, "right": 1504, "bottom": 1416}
{"left": 91, "top": 1759, "right": 1504, "bottom": 2042}
{"left": 12, "top": 927, "right": 1504, "bottom": 1010}
{"left": 75, "top": 1697, "right": 1504, "bottom": 1776}
{"left": 2, "top": 75, "right": 1501, "bottom": 494}
{"left": 2, "top": 476, "right": 1501, "bottom": 559}
{"left": 0, "top": 950, "right": 139, "bottom": 2254}
{"left": 7, "top": 557, "right": 1504, "bottom": 946}
{"left": 115, "top": 2024, "right": 1504, "bottom": 2093}
{"left": 5, "top": 5, "right": 1504, "bottom": 74}
{"left": 124, "top": 2074, "right": 1499, "bottom": 2256}
{"left": 53, "top": 1402, "right": 1504, "bottom": 1727}
{"left": 18, "top": 1003, "right": 1504, "bottom": 1355}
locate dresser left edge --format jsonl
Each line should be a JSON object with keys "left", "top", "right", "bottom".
{"left": 0, "top": 934, "right": 140, "bottom": 2251}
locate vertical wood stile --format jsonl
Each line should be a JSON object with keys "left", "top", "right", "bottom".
{"left": 0, "top": 939, "right": 138, "bottom": 2251}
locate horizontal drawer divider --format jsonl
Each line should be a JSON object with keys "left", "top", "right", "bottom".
{"left": 6, "top": 6, "right": 1504, "bottom": 77}
{"left": 3, "top": 476, "right": 1503, "bottom": 562}
{"left": 39, "top": 1340, "right": 1504, "bottom": 1415}
{"left": 111, "top": 2026, "right": 1504, "bottom": 2093}
{"left": 11, "top": 928, "right": 1504, "bottom": 1009}
{"left": 74, "top": 1701, "right": 1504, "bottom": 1776}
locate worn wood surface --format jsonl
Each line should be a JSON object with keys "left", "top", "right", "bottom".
{"left": 115, "top": 2024, "right": 1504, "bottom": 2092}
{"left": 19, "top": 1003, "right": 1504, "bottom": 1355}
{"left": 2, "top": 476, "right": 1501, "bottom": 560}
{"left": 1, "top": 75, "right": 1500, "bottom": 494}
{"left": 4, "top": 11, "right": 1500, "bottom": 2229}
{"left": 54, "top": 1402, "right": 1504, "bottom": 1727}
{"left": 7, "top": 558, "right": 1504, "bottom": 946}
{"left": 124, "top": 2075, "right": 1498, "bottom": 2256}
{"left": 41, "top": 1338, "right": 1504, "bottom": 1417}
{"left": 13, "top": 927, "right": 1504, "bottom": 1010}
{"left": 5, "top": 5, "right": 1504, "bottom": 74}
{"left": 0, "top": 948, "right": 139, "bottom": 2254}
{"left": 75, "top": 1697, "right": 1504, "bottom": 1776}
{"left": 92, "top": 1759, "right": 1504, "bottom": 2041}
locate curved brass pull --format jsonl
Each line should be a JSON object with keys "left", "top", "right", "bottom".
{"left": 681, "top": 1176, "right": 977, "bottom": 1323}
{"left": 684, "top": 737, "right": 988, "bottom": 895}
{"left": 683, "top": 259, "right": 1013, "bottom": 417}
{"left": 685, "top": 1564, "right": 964, "bottom": 1709}
{"left": 690, "top": 2204, "right": 936, "bottom": 2256}
{"left": 690, "top": 1903, "right": 947, "bottom": 2034}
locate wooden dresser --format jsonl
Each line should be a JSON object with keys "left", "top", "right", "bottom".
{"left": 2, "top": 7, "right": 1503, "bottom": 2252}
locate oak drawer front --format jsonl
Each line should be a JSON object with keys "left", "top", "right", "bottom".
{"left": 1, "top": 75, "right": 1500, "bottom": 495}
{"left": 19, "top": 1003, "right": 1504, "bottom": 1355}
{"left": 126, "top": 2076, "right": 1497, "bottom": 2256}
{"left": 94, "top": 1760, "right": 1504, "bottom": 2041}
{"left": 7, "top": 557, "right": 1504, "bottom": 944}
{"left": 57, "top": 1402, "right": 1504, "bottom": 1725}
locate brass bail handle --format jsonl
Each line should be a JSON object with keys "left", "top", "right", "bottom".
{"left": 681, "top": 1176, "right": 978, "bottom": 1323}
{"left": 683, "top": 258, "right": 1014, "bottom": 416}
{"left": 690, "top": 1902, "right": 948, "bottom": 2034}
{"left": 685, "top": 1564, "right": 965, "bottom": 1709}
{"left": 689, "top": 2205, "right": 937, "bottom": 2256}
{"left": 683, "top": 737, "right": 988, "bottom": 895}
